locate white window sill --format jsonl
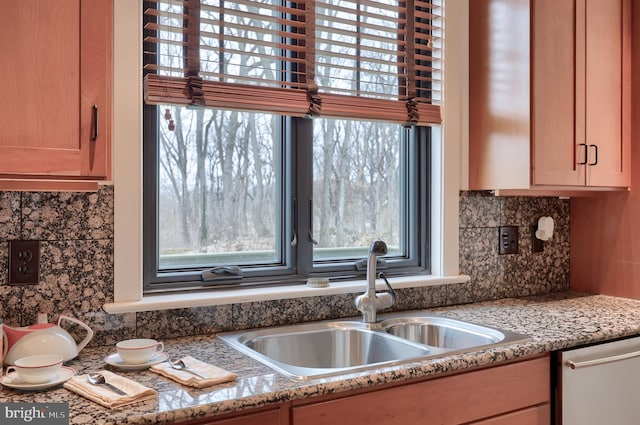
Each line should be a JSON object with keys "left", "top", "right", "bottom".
{"left": 103, "top": 274, "right": 470, "bottom": 314}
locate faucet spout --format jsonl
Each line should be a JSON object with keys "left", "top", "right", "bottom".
{"left": 355, "top": 240, "right": 396, "bottom": 323}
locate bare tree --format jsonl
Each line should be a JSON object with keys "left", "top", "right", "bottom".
{"left": 159, "top": 107, "right": 194, "bottom": 248}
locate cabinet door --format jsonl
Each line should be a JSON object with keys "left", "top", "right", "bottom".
{"left": 292, "top": 356, "right": 550, "bottom": 425}
{"left": 531, "top": 0, "right": 584, "bottom": 187}
{"left": 533, "top": 0, "right": 629, "bottom": 188}
{"left": 0, "top": 0, "right": 111, "bottom": 180}
{"left": 468, "top": 0, "right": 532, "bottom": 191}
{"left": 581, "top": 0, "right": 630, "bottom": 187}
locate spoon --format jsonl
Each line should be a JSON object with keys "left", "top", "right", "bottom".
{"left": 168, "top": 359, "right": 207, "bottom": 379}
{"left": 87, "top": 372, "right": 127, "bottom": 396}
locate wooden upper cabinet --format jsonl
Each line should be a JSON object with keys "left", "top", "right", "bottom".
{"left": 469, "top": 0, "right": 630, "bottom": 193}
{"left": 581, "top": 0, "right": 631, "bottom": 187}
{"left": 0, "top": 0, "right": 111, "bottom": 188}
{"left": 531, "top": 0, "right": 581, "bottom": 187}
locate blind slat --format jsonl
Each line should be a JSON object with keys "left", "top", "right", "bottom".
{"left": 316, "top": 25, "right": 408, "bottom": 48}
{"left": 198, "top": 71, "right": 308, "bottom": 90}
{"left": 198, "top": 31, "right": 307, "bottom": 53}
{"left": 143, "top": 8, "right": 187, "bottom": 20}
{"left": 200, "top": 1, "right": 306, "bottom": 18}
{"left": 200, "top": 5, "right": 306, "bottom": 29}
{"left": 319, "top": 93, "right": 441, "bottom": 125}
{"left": 143, "top": 22, "right": 187, "bottom": 35}
{"left": 200, "top": 16, "right": 306, "bottom": 33}
{"left": 145, "top": 74, "right": 311, "bottom": 116}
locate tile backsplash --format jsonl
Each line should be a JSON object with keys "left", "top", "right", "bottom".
{"left": 0, "top": 186, "right": 569, "bottom": 346}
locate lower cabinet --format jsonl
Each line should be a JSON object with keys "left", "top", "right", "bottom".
{"left": 180, "top": 355, "right": 550, "bottom": 425}
{"left": 291, "top": 355, "right": 550, "bottom": 425}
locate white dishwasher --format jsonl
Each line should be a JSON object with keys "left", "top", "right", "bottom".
{"left": 557, "top": 336, "right": 640, "bottom": 425}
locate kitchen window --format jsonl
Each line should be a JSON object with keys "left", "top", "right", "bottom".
{"left": 141, "top": 0, "right": 442, "bottom": 292}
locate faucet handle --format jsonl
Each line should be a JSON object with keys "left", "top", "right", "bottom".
{"left": 378, "top": 272, "right": 396, "bottom": 306}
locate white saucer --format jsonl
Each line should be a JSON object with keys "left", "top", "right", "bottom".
{"left": 104, "top": 351, "right": 169, "bottom": 370}
{"left": 1, "top": 366, "right": 76, "bottom": 391}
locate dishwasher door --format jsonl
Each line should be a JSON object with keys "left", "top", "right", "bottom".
{"left": 559, "top": 336, "right": 640, "bottom": 425}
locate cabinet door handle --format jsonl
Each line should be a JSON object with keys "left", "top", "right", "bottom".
{"left": 91, "top": 105, "right": 99, "bottom": 141}
{"left": 588, "top": 144, "right": 598, "bottom": 166}
{"left": 89, "top": 105, "right": 99, "bottom": 171}
{"left": 578, "top": 143, "right": 588, "bottom": 165}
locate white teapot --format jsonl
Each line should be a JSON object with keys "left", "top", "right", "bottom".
{"left": 3, "top": 315, "right": 94, "bottom": 365}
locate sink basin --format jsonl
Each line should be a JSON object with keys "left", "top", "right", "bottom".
{"left": 244, "top": 324, "right": 430, "bottom": 368}
{"left": 220, "top": 321, "right": 430, "bottom": 380}
{"left": 218, "top": 312, "right": 530, "bottom": 380}
{"left": 381, "top": 316, "right": 505, "bottom": 349}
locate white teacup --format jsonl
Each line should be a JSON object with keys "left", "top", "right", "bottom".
{"left": 6, "top": 354, "right": 63, "bottom": 384}
{"left": 116, "top": 338, "right": 164, "bottom": 364}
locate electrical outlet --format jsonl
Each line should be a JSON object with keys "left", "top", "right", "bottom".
{"left": 498, "top": 226, "right": 519, "bottom": 255}
{"left": 8, "top": 240, "right": 40, "bottom": 285}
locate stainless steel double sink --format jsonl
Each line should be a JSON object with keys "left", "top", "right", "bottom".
{"left": 218, "top": 311, "right": 531, "bottom": 380}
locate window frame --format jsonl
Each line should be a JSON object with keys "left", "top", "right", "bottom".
{"left": 141, "top": 0, "right": 439, "bottom": 292}
{"left": 142, "top": 105, "right": 431, "bottom": 292}
{"left": 108, "top": 0, "right": 465, "bottom": 311}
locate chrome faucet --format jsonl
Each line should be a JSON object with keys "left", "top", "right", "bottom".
{"left": 355, "top": 240, "right": 396, "bottom": 323}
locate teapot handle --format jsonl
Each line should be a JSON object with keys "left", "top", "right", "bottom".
{"left": 58, "top": 315, "right": 94, "bottom": 352}
{"left": 2, "top": 325, "right": 6, "bottom": 361}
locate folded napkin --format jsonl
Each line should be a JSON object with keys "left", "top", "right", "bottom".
{"left": 64, "top": 370, "right": 157, "bottom": 409}
{"left": 150, "top": 356, "right": 237, "bottom": 388}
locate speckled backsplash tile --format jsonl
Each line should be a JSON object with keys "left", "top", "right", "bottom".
{"left": 21, "top": 188, "right": 114, "bottom": 241}
{"left": 458, "top": 191, "right": 570, "bottom": 302}
{"left": 21, "top": 239, "right": 114, "bottom": 324}
{"left": 459, "top": 227, "right": 500, "bottom": 287}
{"left": 391, "top": 285, "right": 448, "bottom": 311}
{"left": 0, "top": 187, "right": 120, "bottom": 347}
{"left": 459, "top": 191, "right": 501, "bottom": 228}
{"left": 0, "top": 192, "right": 20, "bottom": 239}
{"left": 136, "top": 305, "right": 234, "bottom": 338}
{"left": 232, "top": 295, "right": 359, "bottom": 330}
{"left": 0, "top": 187, "right": 570, "bottom": 343}
{"left": 0, "top": 285, "right": 23, "bottom": 326}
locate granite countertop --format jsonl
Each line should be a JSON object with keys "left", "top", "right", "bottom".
{"left": 4, "top": 291, "right": 640, "bottom": 424}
